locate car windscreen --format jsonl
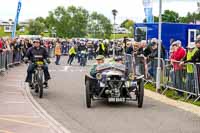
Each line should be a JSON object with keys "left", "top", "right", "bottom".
{"left": 97, "top": 63, "right": 125, "bottom": 72}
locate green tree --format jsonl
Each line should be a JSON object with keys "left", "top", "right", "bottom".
{"left": 35, "top": 17, "right": 46, "bottom": 23}
{"left": 143, "top": 16, "right": 158, "bottom": 22}
{"left": 162, "top": 10, "right": 179, "bottom": 22}
{"left": 28, "top": 19, "right": 45, "bottom": 35}
{"left": 88, "top": 12, "right": 112, "bottom": 39}
{"left": 120, "top": 19, "right": 134, "bottom": 29}
{"left": 143, "top": 10, "right": 179, "bottom": 23}
{"left": 120, "top": 19, "right": 134, "bottom": 38}
{"left": 180, "top": 12, "right": 200, "bottom": 23}
{"left": 46, "top": 6, "right": 89, "bottom": 38}
{"left": 16, "top": 24, "right": 22, "bottom": 31}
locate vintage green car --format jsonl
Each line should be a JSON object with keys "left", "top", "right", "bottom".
{"left": 85, "top": 54, "right": 144, "bottom": 108}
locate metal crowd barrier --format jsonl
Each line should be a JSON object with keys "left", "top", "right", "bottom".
{"left": 135, "top": 56, "right": 146, "bottom": 77}
{"left": 194, "top": 63, "right": 200, "bottom": 102}
{"left": 13, "top": 51, "right": 22, "bottom": 64}
{"left": 0, "top": 50, "right": 23, "bottom": 72}
{"left": 162, "top": 60, "right": 199, "bottom": 101}
{"left": 48, "top": 47, "right": 55, "bottom": 58}
{"left": 0, "top": 52, "right": 6, "bottom": 72}
{"left": 136, "top": 56, "right": 200, "bottom": 102}
{"left": 135, "top": 56, "right": 165, "bottom": 86}
{"left": 7, "top": 51, "right": 14, "bottom": 66}
{"left": 125, "top": 54, "right": 134, "bottom": 74}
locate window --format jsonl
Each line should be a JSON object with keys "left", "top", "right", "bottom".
{"left": 4, "top": 26, "right": 12, "bottom": 32}
{"left": 135, "top": 27, "right": 147, "bottom": 42}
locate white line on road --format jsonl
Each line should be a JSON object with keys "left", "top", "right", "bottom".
{"left": 63, "top": 66, "right": 70, "bottom": 72}
{"left": 2, "top": 102, "right": 28, "bottom": 104}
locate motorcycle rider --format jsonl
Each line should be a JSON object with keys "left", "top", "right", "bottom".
{"left": 79, "top": 42, "right": 87, "bottom": 66}
{"left": 25, "top": 38, "right": 51, "bottom": 88}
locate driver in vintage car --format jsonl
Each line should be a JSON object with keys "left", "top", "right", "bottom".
{"left": 90, "top": 55, "right": 124, "bottom": 78}
{"left": 90, "top": 55, "right": 105, "bottom": 78}
{"left": 25, "top": 38, "right": 51, "bottom": 88}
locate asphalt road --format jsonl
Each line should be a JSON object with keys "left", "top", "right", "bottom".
{"left": 32, "top": 57, "right": 200, "bottom": 133}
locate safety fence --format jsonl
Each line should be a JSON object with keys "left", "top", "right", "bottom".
{"left": 135, "top": 56, "right": 200, "bottom": 102}
{"left": 0, "top": 52, "right": 6, "bottom": 72}
{"left": 45, "top": 47, "right": 55, "bottom": 58}
{"left": 1, "top": 47, "right": 57, "bottom": 73}
{"left": 0, "top": 51, "right": 22, "bottom": 72}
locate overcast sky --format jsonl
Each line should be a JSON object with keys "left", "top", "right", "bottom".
{"left": 0, "top": 0, "right": 199, "bottom": 24}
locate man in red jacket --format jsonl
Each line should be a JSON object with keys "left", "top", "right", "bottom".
{"left": 0, "top": 39, "right": 3, "bottom": 52}
{"left": 170, "top": 40, "right": 186, "bottom": 96}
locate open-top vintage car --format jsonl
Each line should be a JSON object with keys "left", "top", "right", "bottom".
{"left": 85, "top": 54, "right": 144, "bottom": 108}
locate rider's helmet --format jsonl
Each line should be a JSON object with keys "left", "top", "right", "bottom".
{"left": 33, "top": 38, "right": 40, "bottom": 43}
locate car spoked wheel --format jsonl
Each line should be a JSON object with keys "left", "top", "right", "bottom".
{"left": 86, "top": 80, "right": 91, "bottom": 108}
{"left": 137, "top": 78, "right": 144, "bottom": 108}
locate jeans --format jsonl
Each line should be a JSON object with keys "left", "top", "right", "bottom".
{"left": 77, "top": 51, "right": 81, "bottom": 63}
{"left": 62, "top": 46, "right": 67, "bottom": 54}
{"left": 68, "top": 54, "right": 75, "bottom": 65}
{"left": 80, "top": 53, "right": 87, "bottom": 66}
{"left": 14, "top": 51, "right": 21, "bottom": 63}
{"left": 25, "top": 63, "right": 50, "bottom": 83}
{"left": 170, "top": 69, "right": 175, "bottom": 85}
{"left": 186, "top": 73, "right": 195, "bottom": 93}
{"left": 174, "top": 70, "right": 184, "bottom": 96}
{"left": 88, "top": 52, "right": 93, "bottom": 60}
{"left": 55, "top": 55, "right": 61, "bottom": 65}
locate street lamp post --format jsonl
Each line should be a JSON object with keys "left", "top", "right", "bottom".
{"left": 156, "top": 0, "right": 162, "bottom": 92}
{"left": 94, "top": 19, "right": 98, "bottom": 38}
{"left": 112, "top": 9, "right": 118, "bottom": 57}
{"left": 52, "top": 27, "right": 56, "bottom": 37}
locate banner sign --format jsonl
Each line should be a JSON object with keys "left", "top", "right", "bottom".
{"left": 143, "top": 0, "right": 154, "bottom": 23}
{"left": 12, "top": 0, "right": 22, "bottom": 38}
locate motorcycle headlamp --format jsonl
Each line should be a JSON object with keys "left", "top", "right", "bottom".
{"left": 36, "top": 61, "right": 44, "bottom": 65}
{"left": 128, "top": 73, "right": 135, "bottom": 80}
{"left": 96, "top": 73, "right": 102, "bottom": 80}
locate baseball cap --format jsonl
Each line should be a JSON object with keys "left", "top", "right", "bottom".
{"left": 172, "top": 41, "right": 178, "bottom": 46}
{"left": 33, "top": 38, "right": 40, "bottom": 43}
{"left": 96, "top": 55, "right": 104, "bottom": 60}
{"left": 187, "top": 43, "right": 195, "bottom": 49}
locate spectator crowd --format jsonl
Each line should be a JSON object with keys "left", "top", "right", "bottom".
{"left": 0, "top": 36, "right": 200, "bottom": 100}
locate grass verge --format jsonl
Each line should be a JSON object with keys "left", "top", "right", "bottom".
{"left": 144, "top": 82, "right": 200, "bottom": 107}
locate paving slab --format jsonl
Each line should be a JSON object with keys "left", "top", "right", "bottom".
{"left": 0, "top": 65, "right": 57, "bottom": 133}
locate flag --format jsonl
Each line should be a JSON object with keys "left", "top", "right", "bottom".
{"left": 12, "top": 0, "right": 22, "bottom": 38}
{"left": 143, "top": 0, "right": 154, "bottom": 23}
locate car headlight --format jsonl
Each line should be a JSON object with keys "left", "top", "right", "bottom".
{"left": 128, "top": 73, "right": 135, "bottom": 80}
{"left": 96, "top": 73, "right": 102, "bottom": 80}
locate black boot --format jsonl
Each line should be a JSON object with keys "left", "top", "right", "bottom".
{"left": 43, "top": 81, "right": 48, "bottom": 88}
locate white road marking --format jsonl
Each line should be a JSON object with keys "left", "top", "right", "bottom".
{"left": 63, "top": 66, "right": 70, "bottom": 72}
{"left": 2, "top": 102, "right": 27, "bottom": 104}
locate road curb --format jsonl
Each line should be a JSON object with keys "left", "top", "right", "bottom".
{"left": 23, "top": 82, "right": 71, "bottom": 133}
{"left": 144, "top": 89, "right": 200, "bottom": 117}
